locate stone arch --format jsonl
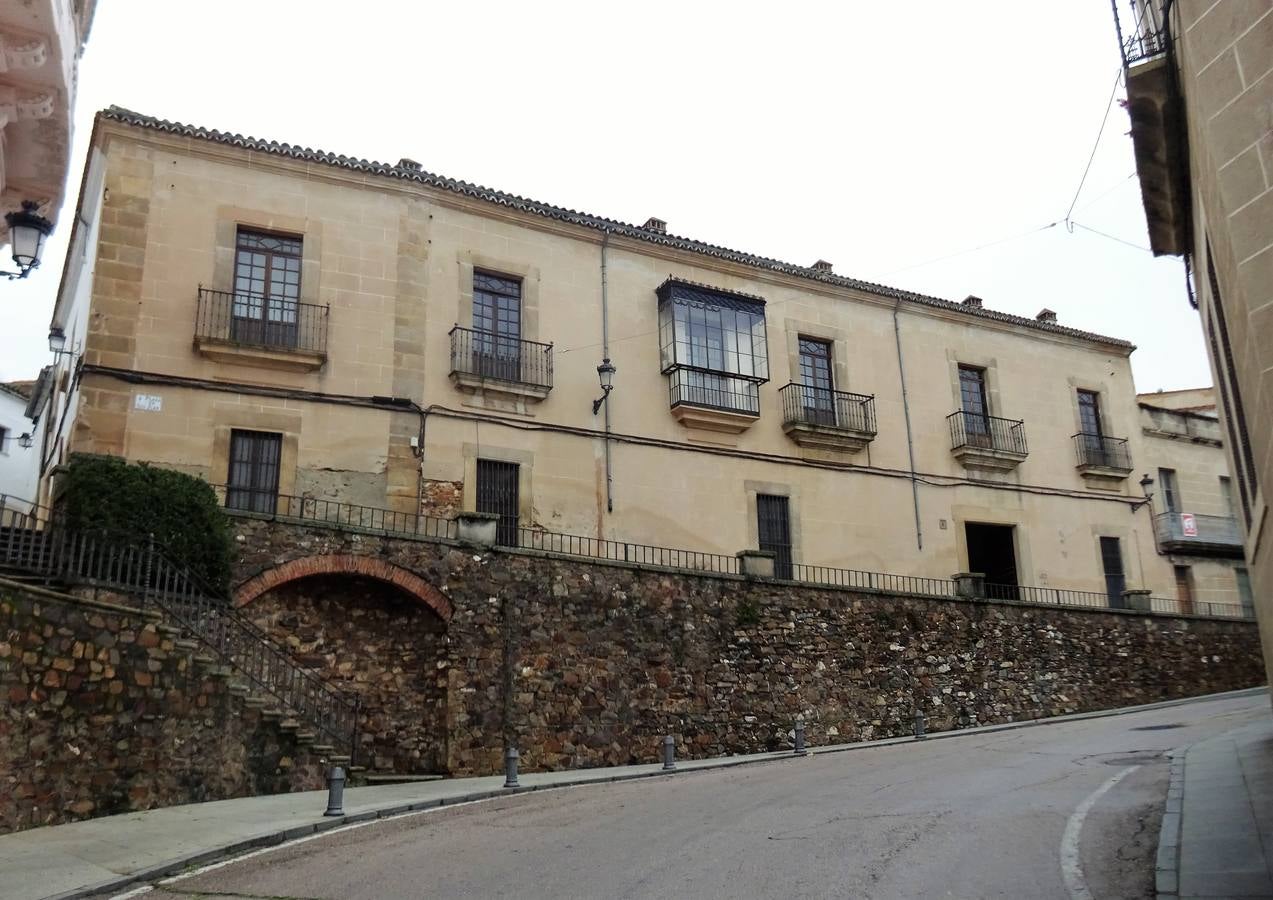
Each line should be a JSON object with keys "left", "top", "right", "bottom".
{"left": 233, "top": 554, "right": 453, "bottom": 623}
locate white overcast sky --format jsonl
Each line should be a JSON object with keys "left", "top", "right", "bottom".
{"left": 0, "top": 1, "right": 1209, "bottom": 394}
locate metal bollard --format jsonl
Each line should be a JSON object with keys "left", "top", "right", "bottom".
{"left": 503, "top": 747, "right": 520, "bottom": 788}
{"left": 794, "top": 717, "right": 808, "bottom": 756}
{"left": 913, "top": 709, "right": 927, "bottom": 740}
{"left": 323, "top": 766, "right": 346, "bottom": 817}
{"left": 661, "top": 734, "right": 676, "bottom": 771}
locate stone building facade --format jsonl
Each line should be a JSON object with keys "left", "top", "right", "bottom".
{"left": 1137, "top": 387, "right": 1252, "bottom": 613}
{"left": 1114, "top": 1, "right": 1273, "bottom": 691}
{"left": 33, "top": 107, "right": 1253, "bottom": 613}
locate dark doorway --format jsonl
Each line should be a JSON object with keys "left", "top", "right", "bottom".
{"left": 1100, "top": 536, "right": 1126, "bottom": 608}
{"left": 965, "top": 523, "right": 1018, "bottom": 599}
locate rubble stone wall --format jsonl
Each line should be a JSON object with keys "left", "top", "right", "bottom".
{"left": 232, "top": 520, "right": 1267, "bottom": 777}
{"left": 0, "top": 584, "right": 325, "bottom": 834}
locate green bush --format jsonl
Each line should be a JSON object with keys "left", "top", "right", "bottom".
{"left": 59, "top": 454, "right": 233, "bottom": 593}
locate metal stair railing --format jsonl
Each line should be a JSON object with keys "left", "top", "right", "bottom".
{"left": 0, "top": 494, "right": 361, "bottom": 759}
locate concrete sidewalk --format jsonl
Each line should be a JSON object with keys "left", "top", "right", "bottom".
{"left": 0, "top": 685, "right": 1265, "bottom": 900}
{"left": 1158, "top": 718, "right": 1273, "bottom": 899}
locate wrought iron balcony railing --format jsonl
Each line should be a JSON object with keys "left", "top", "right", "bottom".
{"left": 449, "top": 325, "right": 553, "bottom": 392}
{"left": 779, "top": 383, "right": 876, "bottom": 435}
{"left": 1111, "top": 0, "right": 1172, "bottom": 67}
{"left": 1152, "top": 511, "right": 1244, "bottom": 556}
{"left": 947, "top": 411, "right": 1028, "bottom": 456}
{"left": 195, "top": 287, "right": 329, "bottom": 356}
{"left": 668, "top": 367, "right": 760, "bottom": 416}
{"left": 1073, "top": 433, "right": 1132, "bottom": 471}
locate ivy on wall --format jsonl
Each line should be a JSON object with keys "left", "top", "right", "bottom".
{"left": 60, "top": 454, "right": 233, "bottom": 593}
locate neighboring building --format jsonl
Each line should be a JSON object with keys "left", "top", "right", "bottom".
{"left": 0, "top": 380, "right": 37, "bottom": 507}
{"left": 1138, "top": 388, "right": 1251, "bottom": 615}
{"left": 34, "top": 107, "right": 1251, "bottom": 612}
{"left": 0, "top": 0, "right": 94, "bottom": 251}
{"left": 1112, "top": 3, "right": 1272, "bottom": 670}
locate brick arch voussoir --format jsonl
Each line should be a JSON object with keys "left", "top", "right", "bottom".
{"left": 233, "top": 553, "right": 453, "bottom": 623}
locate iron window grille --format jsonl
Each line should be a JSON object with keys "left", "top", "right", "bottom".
{"left": 226, "top": 430, "right": 282, "bottom": 514}
{"left": 756, "top": 493, "right": 793, "bottom": 580}
{"left": 476, "top": 459, "right": 520, "bottom": 546}
{"left": 657, "top": 279, "right": 768, "bottom": 416}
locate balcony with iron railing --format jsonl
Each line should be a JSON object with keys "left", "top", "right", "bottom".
{"left": 947, "top": 411, "right": 1028, "bottom": 471}
{"left": 666, "top": 367, "right": 761, "bottom": 433}
{"left": 1110, "top": 0, "right": 1189, "bottom": 256}
{"left": 1073, "top": 433, "right": 1133, "bottom": 488}
{"left": 448, "top": 325, "right": 553, "bottom": 401}
{"left": 779, "top": 383, "right": 876, "bottom": 453}
{"left": 1152, "top": 511, "right": 1245, "bottom": 558}
{"left": 190, "top": 288, "right": 328, "bottom": 374}
{"left": 194, "top": 286, "right": 329, "bottom": 371}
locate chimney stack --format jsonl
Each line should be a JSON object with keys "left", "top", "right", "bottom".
{"left": 962, "top": 295, "right": 983, "bottom": 309}
{"left": 812, "top": 260, "right": 834, "bottom": 274}
{"left": 1036, "top": 308, "right": 1057, "bottom": 323}
{"left": 397, "top": 157, "right": 423, "bottom": 171}
{"left": 643, "top": 217, "right": 667, "bottom": 234}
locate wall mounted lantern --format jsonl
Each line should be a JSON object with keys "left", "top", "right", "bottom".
{"left": 48, "top": 327, "right": 69, "bottom": 357}
{"left": 592, "top": 358, "right": 616, "bottom": 415}
{"left": 17, "top": 432, "right": 33, "bottom": 449}
{"left": 2, "top": 201, "right": 52, "bottom": 280}
{"left": 1130, "top": 473, "right": 1155, "bottom": 512}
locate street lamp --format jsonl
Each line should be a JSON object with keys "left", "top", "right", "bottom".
{"left": 1130, "top": 473, "right": 1155, "bottom": 512}
{"left": 17, "top": 432, "right": 33, "bottom": 449}
{"left": 48, "top": 327, "right": 67, "bottom": 356}
{"left": 591, "top": 358, "right": 616, "bottom": 415}
{"left": 2, "top": 201, "right": 52, "bottom": 280}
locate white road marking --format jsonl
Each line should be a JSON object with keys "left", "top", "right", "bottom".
{"left": 1060, "top": 765, "right": 1140, "bottom": 900}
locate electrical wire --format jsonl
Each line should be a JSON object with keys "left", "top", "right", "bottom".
{"left": 1064, "top": 65, "right": 1127, "bottom": 231}
{"left": 1069, "top": 221, "right": 1153, "bottom": 253}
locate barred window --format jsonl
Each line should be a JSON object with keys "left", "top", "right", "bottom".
{"left": 226, "top": 430, "right": 282, "bottom": 514}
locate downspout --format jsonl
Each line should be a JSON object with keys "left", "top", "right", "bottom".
{"left": 600, "top": 230, "right": 614, "bottom": 513}
{"left": 892, "top": 300, "right": 923, "bottom": 551}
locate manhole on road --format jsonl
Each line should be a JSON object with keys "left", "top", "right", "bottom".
{"left": 1130, "top": 723, "right": 1184, "bottom": 731}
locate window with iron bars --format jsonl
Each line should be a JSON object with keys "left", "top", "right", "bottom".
{"left": 476, "top": 459, "right": 520, "bottom": 546}
{"left": 226, "top": 430, "right": 282, "bottom": 514}
{"left": 756, "top": 493, "right": 793, "bottom": 580}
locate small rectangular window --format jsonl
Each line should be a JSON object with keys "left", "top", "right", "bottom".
{"left": 226, "top": 430, "right": 282, "bottom": 513}
{"left": 1158, "top": 468, "right": 1179, "bottom": 512}
{"left": 0, "top": 425, "right": 8, "bottom": 455}
{"left": 756, "top": 494, "right": 793, "bottom": 580}
{"left": 476, "top": 459, "right": 520, "bottom": 546}
{"left": 1099, "top": 536, "right": 1125, "bottom": 608}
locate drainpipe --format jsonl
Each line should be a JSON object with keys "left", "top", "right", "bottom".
{"left": 600, "top": 231, "right": 614, "bottom": 514}
{"left": 892, "top": 300, "right": 923, "bottom": 551}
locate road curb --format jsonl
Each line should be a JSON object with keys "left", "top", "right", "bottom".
{"left": 58, "top": 684, "right": 1267, "bottom": 900}
{"left": 1155, "top": 747, "right": 1186, "bottom": 900}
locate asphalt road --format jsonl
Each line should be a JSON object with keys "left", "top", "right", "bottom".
{"left": 139, "top": 693, "right": 1266, "bottom": 900}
